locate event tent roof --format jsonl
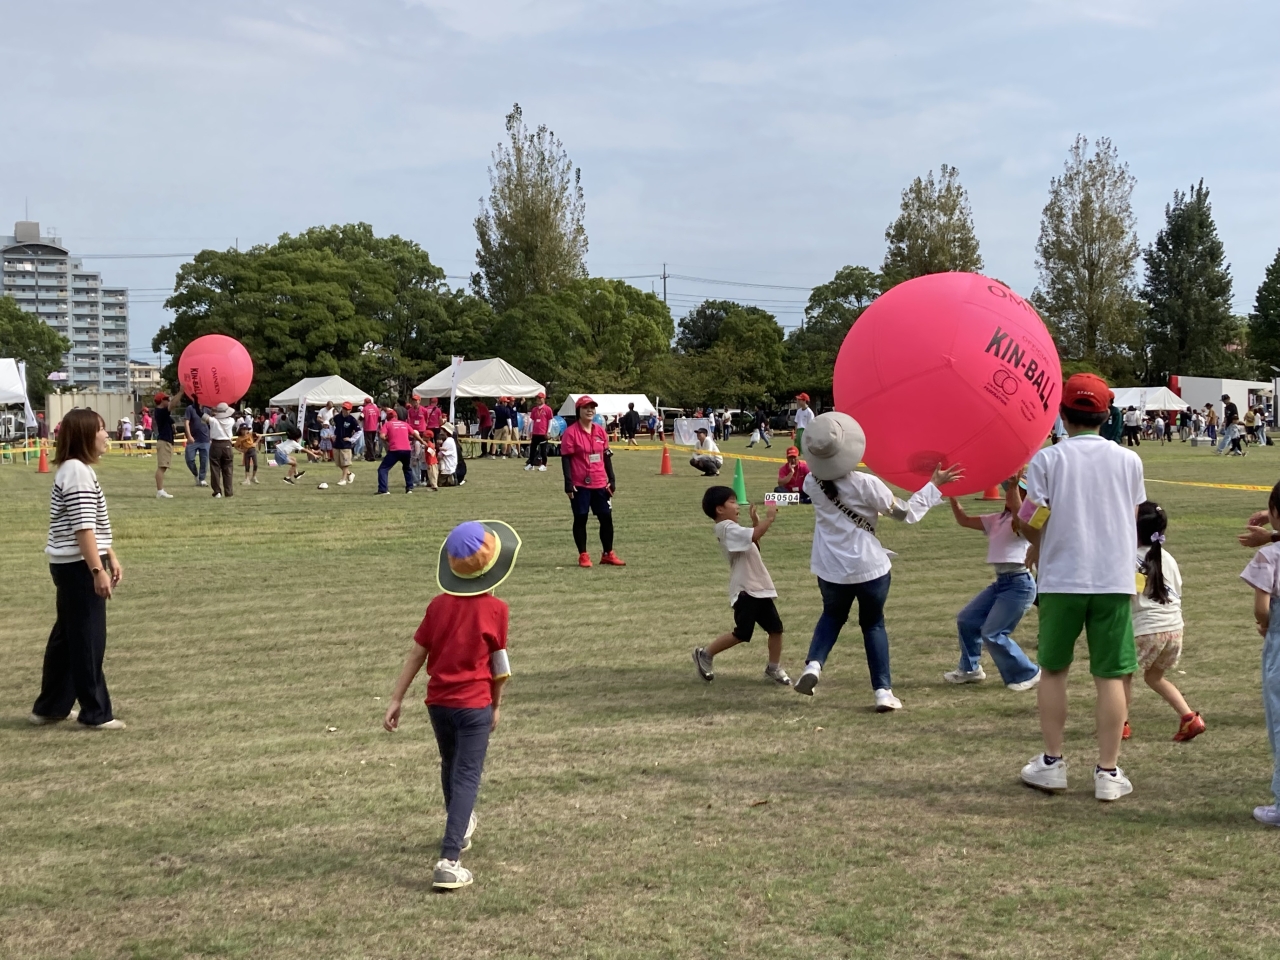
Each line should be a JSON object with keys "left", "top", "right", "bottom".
{"left": 0, "top": 358, "right": 28, "bottom": 406}
{"left": 269, "top": 375, "right": 371, "bottom": 407}
{"left": 413, "top": 358, "right": 544, "bottom": 399}
{"left": 1111, "top": 386, "right": 1189, "bottom": 412}
{"left": 558, "top": 394, "right": 656, "bottom": 418}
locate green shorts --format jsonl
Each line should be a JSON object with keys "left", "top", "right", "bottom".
{"left": 1037, "top": 593, "right": 1137, "bottom": 678}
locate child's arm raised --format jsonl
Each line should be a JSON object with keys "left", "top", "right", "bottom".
{"left": 383, "top": 642, "right": 428, "bottom": 732}
{"left": 948, "top": 497, "right": 986, "bottom": 531}
{"left": 749, "top": 502, "right": 778, "bottom": 543}
{"left": 1255, "top": 588, "right": 1271, "bottom": 637}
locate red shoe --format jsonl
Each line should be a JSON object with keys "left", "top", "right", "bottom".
{"left": 1173, "top": 712, "right": 1206, "bottom": 742}
{"left": 1121, "top": 720, "right": 1132, "bottom": 741}
{"left": 578, "top": 552, "right": 593, "bottom": 568}
{"left": 599, "top": 551, "right": 626, "bottom": 566}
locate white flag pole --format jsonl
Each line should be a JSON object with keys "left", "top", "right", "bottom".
{"left": 449, "top": 355, "right": 463, "bottom": 425}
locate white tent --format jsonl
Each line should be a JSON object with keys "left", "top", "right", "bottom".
{"left": 558, "top": 394, "right": 656, "bottom": 419}
{"left": 269, "top": 375, "right": 371, "bottom": 408}
{"left": 1112, "top": 386, "right": 1189, "bottom": 412}
{"left": 413, "top": 358, "right": 544, "bottom": 399}
{"left": 0, "top": 358, "right": 27, "bottom": 406}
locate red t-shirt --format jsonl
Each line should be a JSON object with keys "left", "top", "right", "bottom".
{"left": 529, "top": 404, "right": 554, "bottom": 436}
{"left": 560, "top": 421, "right": 609, "bottom": 488}
{"left": 383, "top": 419, "right": 411, "bottom": 452}
{"left": 476, "top": 402, "right": 492, "bottom": 429}
{"left": 362, "top": 403, "right": 380, "bottom": 431}
{"left": 777, "top": 460, "right": 810, "bottom": 492}
{"left": 413, "top": 593, "right": 509, "bottom": 708}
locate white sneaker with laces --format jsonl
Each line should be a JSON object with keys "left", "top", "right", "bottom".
{"left": 1094, "top": 766, "right": 1133, "bottom": 801}
{"left": 794, "top": 661, "right": 821, "bottom": 696}
{"left": 432, "top": 858, "right": 473, "bottom": 890}
{"left": 524, "top": 464, "right": 533, "bottom": 471}
{"left": 1021, "top": 754, "right": 1068, "bottom": 792}
{"left": 212, "top": 493, "right": 222, "bottom": 499}
{"left": 1006, "top": 669, "right": 1042, "bottom": 692}
{"left": 692, "top": 647, "right": 714, "bottom": 682}
{"left": 156, "top": 490, "right": 173, "bottom": 499}
{"left": 538, "top": 465, "right": 547, "bottom": 472}
{"left": 874, "top": 688, "right": 902, "bottom": 712}
{"left": 943, "top": 666, "right": 986, "bottom": 684}
{"left": 29, "top": 708, "right": 79, "bottom": 725}
{"left": 764, "top": 664, "right": 792, "bottom": 686}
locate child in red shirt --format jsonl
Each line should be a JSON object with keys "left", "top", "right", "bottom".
{"left": 384, "top": 520, "right": 522, "bottom": 890}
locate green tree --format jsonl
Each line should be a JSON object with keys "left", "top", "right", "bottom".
{"left": 784, "top": 266, "right": 881, "bottom": 400}
{"left": 1032, "top": 136, "right": 1142, "bottom": 378}
{"left": 473, "top": 103, "right": 588, "bottom": 313}
{"left": 1248, "top": 248, "right": 1280, "bottom": 374}
{"left": 667, "top": 300, "right": 784, "bottom": 407}
{"left": 1141, "top": 181, "right": 1246, "bottom": 381}
{"left": 675, "top": 300, "right": 744, "bottom": 354}
{"left": 882, "top": 164, "right": 982, "bottom": 288}
{"left": 0, "top": 295, "right": 70, "bottom": 403}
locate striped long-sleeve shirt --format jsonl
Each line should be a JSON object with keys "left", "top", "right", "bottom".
{"left": 46, "top": 459, "right": 112, "bottom": 562}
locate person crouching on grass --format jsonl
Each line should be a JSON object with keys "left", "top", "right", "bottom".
{"left": 384, "top": 520, "right": 521, "bottom": 889}
{"left": 693, "top": 487, "right": 791, "bottom": 686}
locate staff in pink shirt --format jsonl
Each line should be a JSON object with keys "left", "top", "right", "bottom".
{"left": 362, "top": 397, "right": 380, "bottom": 461}
{"left": 775, "top": 446, "right": 812, "bottom": 503}
{"left": 405, "top": 394, "right": 429, "bottom": 436}
{"left": 425, "top": 397, "right": 443, "bottom": 432}
{"left": 560, "top": 396, "right": 625, "bottom": 568}
{"left": 525, "top": 392, "right": 554, "bottom": 472}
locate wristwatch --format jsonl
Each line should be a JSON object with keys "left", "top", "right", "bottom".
{"left": 90, "top": 566, "right": 104, "bottom": 575}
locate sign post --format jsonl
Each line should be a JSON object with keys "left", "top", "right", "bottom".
{"left": 449, "top": 355, "right": 463, "bottom": 425}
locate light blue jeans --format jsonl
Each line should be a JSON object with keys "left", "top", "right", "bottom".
{"left": 185, "top": 441, "right": 210, "bottom": 482}
{"left": 956, "top": 572, "right": 1039, "bottom": 684}
{"left": 1217, "top": 423, "right": 1237, "bottom": 453}
{"left": 1265, "top": 601, "right": 1280, "bottom": 804}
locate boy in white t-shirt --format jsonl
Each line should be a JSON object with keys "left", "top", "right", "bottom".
{"left": 693, "top": 486, "right": 792, "bottom": 686}
{"left": 1017, "top": 373, "right": 1146, "bottom": 802}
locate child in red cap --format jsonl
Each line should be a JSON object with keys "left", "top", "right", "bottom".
{"left": 384, "top": 519, "right": 521, "bottom": 890}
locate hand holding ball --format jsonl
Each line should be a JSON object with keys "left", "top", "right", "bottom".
{"left": 178, "top": 335, "right": 254, "bottom": 406}
{"left": 832, "top": 273, "right": 1061, "bottom": 496}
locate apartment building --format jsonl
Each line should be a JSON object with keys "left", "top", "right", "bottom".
{"left": 1, "top": 221, "right": 130, "bottom": 392}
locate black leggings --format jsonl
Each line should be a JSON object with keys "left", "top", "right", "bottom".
{"left": 573, "top": 511, "right": 614, "bottom": 553}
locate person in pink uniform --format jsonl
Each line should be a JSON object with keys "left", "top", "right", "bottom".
{"left": 525, "top": 392, "right": 554, "bottom": 472}
{"left": 475, "top": 400, "right": 493, "bottom": 457}
{"left": 775, "top": 446, "right": 812, "bottom": 503}
{"left": 377, "top": 408, "right": 421, "bottom": 495}
{"left": 405, "top": 394, "right": 429, "bottom": 437}
{"left": 425, "top": 397, "right": 444, "bottom": 432}
{"left": 560, "top": 396, "right": 625, "bottom": 568}
{"left": 362, "top": 397, "right": 381, "bottom": 461}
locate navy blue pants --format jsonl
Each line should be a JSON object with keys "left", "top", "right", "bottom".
{"left": 378, "top": 450, "right": 413, "bottom": 493}
{"left": 429, "top": 704, "right": 492, "bottom": 861}
{"left": 33, "top": 559, "right": 113, "bottom": 725}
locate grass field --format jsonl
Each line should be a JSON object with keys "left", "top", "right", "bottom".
{"left": 3, "top": 438, "right": 1280, "bottom": 960}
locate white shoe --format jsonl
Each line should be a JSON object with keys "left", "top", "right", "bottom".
{"left": 524, "top": 464, "right": 534, "bottom": 471}
{"left": 462, "top": 812, "right": 478, "bottom": 851}
{"left": 337, "top": 479, "right": 348, "bottom": 486}
{"left": 156, "top": 490, "right": 173, "bottom": 499}
{"left": 874, "top": 688, "right": 902, "bottom": 712}
{"left": 196, "top": 480, "right": 208, "bottom": 487}
{"left": 538, "top": 465, "right": 546, "bottom": 472}
{"left": 1007, "top": 669, "right": 1042, "bottom": 692}
{"left": 432, "top": 858, "right": 473, "bottom": 890}
{"left": 242, "top": 478, "right": 252, "bottom": 485}
{"left": 1021, "top": 754, "right": 1067, "bottom": 792}
{"left": 212, "top": 492, "right": 222, "bottom": 499}
{"left": 82, "top": 719, "right": 126, "bottom": 731}
{"left": 1094, "top": 766, "right": 1133, "bottom": 802}
{"left": 29, "top": 708, "right": 79, "bottom": 725}
{"left": 943, "top": 666, "right": 986, "bottom": 684}
{"left": 793, "top": 661, "right": 821, "bottom": 696}
{"left": 251, "top": 477, "right": 260, "bottom": 484}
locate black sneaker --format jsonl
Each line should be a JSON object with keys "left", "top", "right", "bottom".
{"left": 295, "top": 470, "right": 306, "bottom": 479}
{"left": 375, "top": 491, "right": 391, "bottom": 496}
{"left": 282, "top": 476, "right": 295, "bottom": 484}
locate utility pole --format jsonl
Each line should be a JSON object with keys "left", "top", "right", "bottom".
{"left": 661, "top": 263, "right": 668, "bottom": 304}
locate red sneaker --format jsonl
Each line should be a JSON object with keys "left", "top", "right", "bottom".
{"left": 578, "top": 552, "right": 593, "bottom": 568}
{"left": 1173, "top": 712, "right": 1206, "bottom": 742}
{"left": 599, "top": 551, "right": 626, "bottom": 566}
{"left": 1121, "top": 720, "right": 1132, "bottom": 741}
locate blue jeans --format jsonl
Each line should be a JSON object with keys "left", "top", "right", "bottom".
{"left": 1265, "top": 602, "right": 1280, "bottom": 804}
{"left": 956, "top": 572, "right": 1039, "bottom": 684}
{"left": 377, "top": 450, "right": 414, "bottom": 493}
{"left": 805, "top": 573, "right": 892, "bottom": 691}
{"left": 428, "top": 704, "right": 492, "bottom": 861}
{"left": 1218, "top": 423, "right": 1236, "bottom": 453}
{"left": 185, "top": 441, "right": 210, "bottom": 481}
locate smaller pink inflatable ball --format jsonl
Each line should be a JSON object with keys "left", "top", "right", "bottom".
{"left": 178, "top": 334, "right": 254, "bottom": 406}
{"left": 833, "top": 273, "right": 1062, "bottom": 497}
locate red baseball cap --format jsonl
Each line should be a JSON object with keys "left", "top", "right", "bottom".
{"left": 411, "top": 393, "right": 421, "bottom": 400}
{"left": 537, "top": 391, "right": 546, "bottom": 398}
{"left": 786, "top": 446, "right": 800, "bottom": 458}
{"left": 153, "top": 392, "right": 169, "bottom": 402}
{"left": 1061, "top": 373, "right": 1113, "bottom": 413}
{"left": 796, "top": 393, "right": 810, "bottom": 403}
{"left": 341, "top": 401, "right": 352, "bottom": 410}
{"left": 575, "top": 395, "right": 597, "bottom": 409}
{"left": 363, "top": 396, "right": 372, "bottom": 403}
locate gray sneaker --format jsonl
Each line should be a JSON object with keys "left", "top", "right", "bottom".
{"left": 1253, "top": 804, "right": 1280, "bottom": 827}
{"left": 943, "top": 666, "right": 986, "bottom": 684}
{"left": 432, "top": 859, "right": 473, "bottom": 890}
{"left": 764, "top": 664, "right": 792, "bottom": 686}
{"left": 693, "top": 647, "right": 714, "bottom": 682}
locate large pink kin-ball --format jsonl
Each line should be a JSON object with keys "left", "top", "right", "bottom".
{"left": 178, "top": 334, "right": 254, "bottom": 406}
{"left": 832, "top": 272, "right": 1061, "bottom": 497}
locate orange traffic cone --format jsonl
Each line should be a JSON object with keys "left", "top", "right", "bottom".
{"left": 981, "top": 485, "right": 1001, "bottom": 500}
{"left": 37, "top": 439, "right": 49, "bottom": 474}
{"left": 659, "top": 444, "right": 673, "bottom": 475}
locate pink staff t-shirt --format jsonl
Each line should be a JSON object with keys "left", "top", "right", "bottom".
{"left": 777, "top": 460, "right": 810, "bottom": 492}
{"left": 560, "top": 421, "right": 610, "bottom": 489}
{"left": 405, "top": 404, "right": 428, "bottom": 434}
{"left": 425, "top": 403, "right": 443, "bottom": 429}
{"left": 529, "top": 404, "right": 553, "bottom": 436}
{"left": 362, "top": 403, "right": 380, "bottom": 432}
{"left": 383, "top": 420, "right": 411, "bottom": 452}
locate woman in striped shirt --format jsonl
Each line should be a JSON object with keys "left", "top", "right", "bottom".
{"left": 30, "top": 408, "right": 126, "bottom": 730}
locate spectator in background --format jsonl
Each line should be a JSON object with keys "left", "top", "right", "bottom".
{"left": 438, "top": 423, "right": 467, "bottom": 487}
{"left": 526, "top": 392, "right": 554, "bottom": 472}
{"left": 493, "top": 397, "right": 514, "bottom": 458}
{"left": 405, "top": 394, "right": 428, "bottom": 439}
{"left": 621, "top": 403, "right": 641, "bottom": 447}
{"left": 747, "top": 404, "right": 772, "bottom": 449}
{"left": 1204, "top": 403, "right": 1218, "bottom": 443}
{"left": 793, "top": 394, "right": 814, "bottom": 451}
{"left": 1123, "top": 406, "right": 1141, "bottom": 446}
{"left": 362, "top": 397, "right": 380, "bottom": 461}
{"left": 332, "top": 401, "right": 360, "bottom": 486}
{"left": 475, "top": 399, "right": 493, "bottom": 457}
{"left": 425, "top": 396, "right": 444, "bottom": 435}
{"left": 152, "top": 393, "right": 175, "bottom": 499}
{"left": 1218, "top": 394, "right": 1239, "bottom": 455}
{"left": 775, "top": 446, "right": 811, "bottom": 503}
{"left": 689, "top": 426, "right": 723, "bottom": 477}
{"left": 1257, "top": 406, "right": 1269, "bottom": 447}
{"left": 721, "top": 409, "right": 733, "bottom": 442}
{"left": 183, "top": 396, "right": 211, "bottom": 487}
{"left": 139, "top": 406, "right": 152, "bottom": 451}
{"left": 36, "top": 410, "right": 48, "bottom": 441}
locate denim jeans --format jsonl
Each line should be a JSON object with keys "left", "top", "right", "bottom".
{"left": 429, "top": 704, "right": 492, "bottom": 860}
{"left": 1265, "top": 601, "right": 1280, "bottom": 804}
{"left": 185, "top": 441, "right": 210, "bottom": 481}
{"left": 956, "top": 572, "right": 1039, "bottom": 684}
{"left": 1218, "top": 423, "right": 1236, "bottom": 453}
{"left": 805, "top": 573, "right": 892, "bottom": 691}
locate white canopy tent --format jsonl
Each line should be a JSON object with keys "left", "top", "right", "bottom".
{"left": 1112, "top": 386, "right": 1189, "bottom": 412}
{"left": 413, "top": 358, "right": 544, "bottom": 400}
{"left": 269, "top": 375, "right": 371, "bottom": 408}
{"left": 558, "top": 394, "right": 656, "bottom": 419}
{"left": 0, "top": 358, "right": 38, "bottom": 454}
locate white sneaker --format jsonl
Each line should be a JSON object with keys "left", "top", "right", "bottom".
{"left": 347, "top": 472, "right": 354, "bottom": 481}
{"left": 251, "top": 476, "right": 260, "bottom": 484}
{"left": 462, "top": 812, "right": 478, "bottom": 851}
{"left": 1021, "top": 754, "right": 1068, "bottom": 792}
{"left": 874, "top": 688, "right": 902, "bottom": 712}
{"left": 538, "top": 465, "right": 547, "bottom": 472}
{"left": 764, "top": 664, "right": 792, "bottom": 686}
{"left": 212, "top": 492, "right": 222, "bottom": 499}
{"left": 29, "top": 708, "right": 79, "bottom": 725}
{"left": 1007, "top": 669, "right": 1042, "bottom": 692}
{"left": 524, "top": 464, "right": 534, "bottom": 471}
{"left": 242, "top": 478, "right": 252, "bottom": 485}
{"left": 794, "top": 661, "right": 821, "bottom": 696}
{"left": 156, "top": 490, "right": 173, "bottom": 499}
{"left": 1253, "top": 804, "right": 1280, "bottom": 826}
{"left": 82, "top": 719, "right": 126, "bottom": 731}
{"left": 1094, "top": 766, "right": 1133, "bottom": 802}
{"left": 432, "top": 858, "right": 473, "bottom": 890}
{"left": 337, "top": 479, "right": 348, "bottom": 486}
{"left": 943, "top": 666, "right": 986, "bottom": 684}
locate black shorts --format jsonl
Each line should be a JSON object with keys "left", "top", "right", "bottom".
{"left": 732, "top": 593, "right": 783, "bottom": 642}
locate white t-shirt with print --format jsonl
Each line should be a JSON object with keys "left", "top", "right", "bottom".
{"left": 1132, "top": 547, "right": 1183, "bottom": 636}
{"left": 1241, "top": 543, "right": 1280, "bottom": 599}
{"left": 794, "top": 407, "right": 814, "bottom": 430}
{"left": 980, "top": 512, "right": 1030, "bottom": 566}
{"left": 1024, "top": 433, "right": 1145, "bottom": 594}
{"left": 714, "top": 519, "right": 777, "bottom": 606}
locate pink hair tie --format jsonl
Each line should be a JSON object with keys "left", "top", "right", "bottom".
{"left": 1151, "top": 532, "right": 1166, "bottom": 544}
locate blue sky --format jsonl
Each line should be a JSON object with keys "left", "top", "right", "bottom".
{"left": 3, "top": 0, "right": 1277, "bottom": 362}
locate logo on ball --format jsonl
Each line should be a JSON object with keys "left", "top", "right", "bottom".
{"left": 991, "top": 368, "right": 1019, "bottom": 395}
